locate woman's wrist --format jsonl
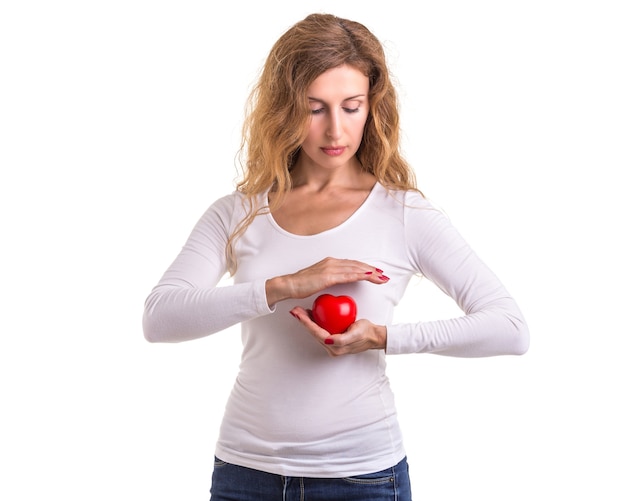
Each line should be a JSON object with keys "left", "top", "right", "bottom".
{"left": 375, "top": 324, "right": 388, "bottom": 351}
{"left": 265, "top": 275, "right": 293, "bottom": 308}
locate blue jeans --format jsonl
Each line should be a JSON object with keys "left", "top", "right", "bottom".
{"left": 210, "top": 456, "right": 412, "bottom": 501}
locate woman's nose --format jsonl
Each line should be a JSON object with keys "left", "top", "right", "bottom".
{"left": 325, "top": 111, "right": 342, "bottom": 140}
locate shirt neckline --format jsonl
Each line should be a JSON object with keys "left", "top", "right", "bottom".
{"left": 265, "top": 181, "right": 381, "bottom": 238}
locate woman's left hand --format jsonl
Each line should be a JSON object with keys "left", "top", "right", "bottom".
{"left": 289, "top": 307, "right": 387, "bottom": 356}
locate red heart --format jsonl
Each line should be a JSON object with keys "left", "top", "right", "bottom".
{"left": 311, "top": 294, "right": 357, "bottom": 334}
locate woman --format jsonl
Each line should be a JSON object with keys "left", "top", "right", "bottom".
{"left": 143, "top": 13, "right": 529, "bottom": 501}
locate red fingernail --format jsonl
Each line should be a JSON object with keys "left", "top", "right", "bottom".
{"left": 290, "top": 311, "right": 299, "bottom": 319}
{"left": 365, "top": 271, "right": 373, "bottom": 275}
{"left": 324, "top": 338, "right": 334, "bottom": 345}
{"left": 375, "top": 268, "right": 384, "bottom": 273}
{"left": 379, "top": 275, "right": 390, "bottom": 281}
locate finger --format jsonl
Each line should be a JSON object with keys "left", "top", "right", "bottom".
{"left": 351, "top": 262, "right": 390, "bottom": 284}
{"left": 326, "top": 261, "right": 378, "bottom": 283}
{"left": 365, "top": 271, "right": 390, "bottom": 284}
{"left": 289, "top": 306, "right": 335, "bottom": 345}
{"left": 290, "top": 307, "right": 326, "bottom": 334}
{"left": 331, "top": 265, "right": 390, "bottom": 286}
{"left": 330, "top": 323, "right": 375, "bottom": 355}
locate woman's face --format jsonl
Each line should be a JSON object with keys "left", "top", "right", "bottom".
{"left": 299, "top": 65, "right": 370, "bottom": 171}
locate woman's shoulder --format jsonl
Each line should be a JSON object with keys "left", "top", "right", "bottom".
{"left": 375, "top": 185, "right": 452, "bottom": 234}
{"left": 204, "top": 191, "right": 239, "bottom": 215}
{"left": 195, "top": 191, "right": 245, "bottom": 228}
{"left": 202, "top": 189, "right": 268, "bottom": 225}
{"left": 375, "top": 184, "right": 438, "bottom": 211}
{"left": 207, "top": 189, "right": 261, "bottom": 213}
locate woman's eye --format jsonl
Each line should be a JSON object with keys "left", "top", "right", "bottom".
{"left": 310, "top": 106, "right": 360, "bottom": 115}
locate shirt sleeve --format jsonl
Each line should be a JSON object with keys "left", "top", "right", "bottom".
{"left": 385, "top": 194, "right": 529, "bottom": 357}
{"left": 142, "top": 194, "right": 274, "bottom": 343}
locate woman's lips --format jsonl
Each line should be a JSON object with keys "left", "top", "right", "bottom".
{"left": 321, "top": 146, "right": 346, "bottom": 156}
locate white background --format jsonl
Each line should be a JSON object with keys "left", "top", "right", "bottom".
{"left": 1, "top": 1, "right": 624, "bottom": 499}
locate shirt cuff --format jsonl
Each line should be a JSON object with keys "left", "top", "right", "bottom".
{"left": 256, "top": 278, "right": 276, "bottom": 314}
{"left": 385, "top": 323, "right": 418, "bottom": 355}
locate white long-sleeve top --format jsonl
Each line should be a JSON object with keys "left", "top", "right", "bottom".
{"left": 143, "top": 182, "right": 529, "bottom": 477}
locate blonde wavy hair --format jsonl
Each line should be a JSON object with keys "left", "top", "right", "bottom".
{"left": 227, "top": 13, "right": 419, "bottom": 271}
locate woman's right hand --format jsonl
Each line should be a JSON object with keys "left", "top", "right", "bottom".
{"left": 265, "top": 257, "right": 389, "bottom": 308}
